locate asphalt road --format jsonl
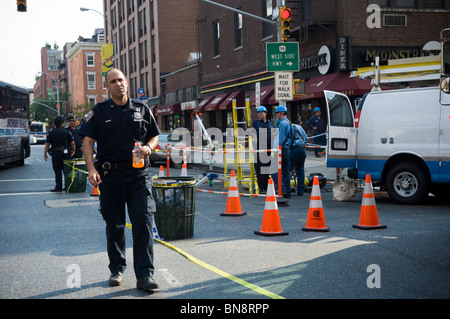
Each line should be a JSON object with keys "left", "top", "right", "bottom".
{"left": 1, "top": 145, "right": 449, "bottom": 307}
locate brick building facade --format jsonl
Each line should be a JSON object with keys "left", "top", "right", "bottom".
{"left": 159, "top": 0, "right": 450, "bottom": 132}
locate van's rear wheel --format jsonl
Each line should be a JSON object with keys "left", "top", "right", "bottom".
{"left": 385, "top": 162, "right": 429, "bottom": 204}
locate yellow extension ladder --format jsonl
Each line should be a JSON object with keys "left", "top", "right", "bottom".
{"left": 224, "top": 97, "right": 259, "bottom": 194}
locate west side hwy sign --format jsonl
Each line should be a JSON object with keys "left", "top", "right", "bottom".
{"left": 266, "top": 42, "right": 300, "bottom": 72}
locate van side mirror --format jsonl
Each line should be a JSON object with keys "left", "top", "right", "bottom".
{"left": 442, "top": 40, "right": 450, "bottom": 76}
{"left": 441, "top": 77, "right": 450, "bottom": 94}
{"left": 441, "top": 40, "right": 450, "bottom": 94}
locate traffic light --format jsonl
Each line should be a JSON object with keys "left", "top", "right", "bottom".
{"left": 279, "top": 6, "right": 291, "bottom": 42}
{"left": 17, "top": 0, "right": 27, "bottom": 12}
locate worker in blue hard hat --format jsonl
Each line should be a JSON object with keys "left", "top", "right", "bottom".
{"left": 306, "top": 106, "right": 326, "bottom": 157}
{"left": 272, "top": 105, "right": 292, "bottom": 198}
{"left": 252, "top": 105, "right": 275, "bottom": 193}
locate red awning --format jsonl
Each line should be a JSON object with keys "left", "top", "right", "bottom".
{"left": 248, "top": 85, "right": 274, "bottom": 106}
{"left": 193, "top": 96, "right": 213, "bottom": 113}
{"left": 217, "top": 91, "right": 244, "bottom": 111}
{"left": 295, "top": 72, "right": 373, "bottom": 101}
{"left": 154, "top": 103, "right": 181, "bottom": 116}
{"left": 203, "top": 93, "right": 230, "bottom": 112}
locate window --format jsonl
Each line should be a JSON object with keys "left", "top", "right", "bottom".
{"left": 86, "top": 53, "right": 95, "bottom": 67}
{"left": 87, "top": 96, "right": 97, "bottom": 106}
{"left": 384, "top": 14, "right": 407, "bottom": 26}
{"left": 87, "top": 72, "right": 96, "bottom": 89}
{"left": 395, "top": 0, "right": 415, "bottom": 7}
{"left": 235, "top": 11, "right": 243, "bottom": 48}
{"left": 213, "top": 20, "right": 220, "bottom": 57}
{"left": 368, "top": 0, "right": 389, "bottom": 6}
{"left": 262, "top": 0, "right": 273, "bottom": 38}
{"left": 325, "top": 93, "right": 354, "bottom": 128}
{"left": 423, "top": 0, "right": 444, "bottom": 8}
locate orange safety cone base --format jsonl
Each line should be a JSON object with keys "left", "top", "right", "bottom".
{"left": 353, "top": 224, "right": 387, "bottom": 230}
{"left": 90, "top": 187, "right": 100, "bottom": 196}
{"left": 221, "top": 211, "right": 247, "bottom": 217}
{"left": 302, "top": 225, "right": 329, "bottom": 232}
{"left": 254, "top": 229, "right": 289, "bottom": 237}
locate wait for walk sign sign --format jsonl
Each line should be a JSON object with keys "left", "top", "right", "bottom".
{"left": 274, "top": 72, "right": 293, "bottom": 101}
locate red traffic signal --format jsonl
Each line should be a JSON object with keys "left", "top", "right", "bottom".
{"left": 279, "top": 6, "right": 292, "bottom": 41}
{"left": 280, "top": 8, "right": 291, "bottom": 20}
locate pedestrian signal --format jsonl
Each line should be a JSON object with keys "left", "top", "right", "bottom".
{"left": 17, "top": 0, "right": 27, "bottom": 12}
{"left": 279, "top": 6, "right": 291, "bottom": 42}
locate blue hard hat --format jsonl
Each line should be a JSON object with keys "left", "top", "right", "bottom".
{"left": 314, "top": 107, "right": 321, "bottom": 112}
{"left": 256, "top": 106, "right": 267, "bottom": 112}
{"left": 275, "top": 105, "right": 288, "bottom": 113}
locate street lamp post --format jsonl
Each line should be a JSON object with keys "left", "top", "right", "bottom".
{"left": 39, "top": 71, "right": 60, "bottom": 116}
{"left": 80, "top": 7, "right": 117, "bottom": 68}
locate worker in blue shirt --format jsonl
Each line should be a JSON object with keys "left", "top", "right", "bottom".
{"left": 290, "top": 123, "right": 308, "bottom": 195}
{"left": 272, "top": 105, "right": 292, "bottom": 198}
{"left": 306, "top": 107, "right": 326, "bottom": 157}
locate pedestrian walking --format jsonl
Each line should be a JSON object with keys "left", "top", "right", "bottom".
{"left": 306, "top": 107, "right": 326, "bottom": 157}
{"left": 66, "top": 116, "right": 83, "bottom": 158}
{"left": 79, "top": 68, "right": 161, "bottom": 292}
{"left": 252, "top": 105, "right": 275, "bottom": 192}
{"left": 272, "top": 105, "right": 292, "bottom": 198}
{"left": 290, "top": 123, "right": 308, "bottom": 196}
{"left": 43, "top": 116, "right": 75, "bottom": 192}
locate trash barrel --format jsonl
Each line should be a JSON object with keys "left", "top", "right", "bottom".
{"left": 151, "top": 176, "right": 196, "bottom": 240}
{"left": 63, "top": 158, "right": 87, "bottom": 193}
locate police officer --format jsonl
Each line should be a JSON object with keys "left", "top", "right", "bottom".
{"left": 79, "top": 68, "right": 160, "bottom": 291}
{"left": 44, "top": 116, "right": 75, "bottom": 192}
{"left": 290, "top": 123, "right": 308, "bottom": 196}
{"left": 272, "top": 105, "right": 292, "bottom": 198}
{"left": 66, "top": 116, "right": 83, "bottom": 158}
{"left": 252, "top": 106, "right": 275, "bottom": 192}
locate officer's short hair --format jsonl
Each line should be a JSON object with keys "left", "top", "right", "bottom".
{"left": 54, "top": 116, "right": 65, "bottom": 127}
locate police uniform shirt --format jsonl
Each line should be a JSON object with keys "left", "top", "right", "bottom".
{"left": 46, "top": 127, "right": 74, "bottom": 154}
{"left": 79, "top": 98, "right": 160, "bottom": 163}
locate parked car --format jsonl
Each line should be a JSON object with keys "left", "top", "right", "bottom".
{"left": 149, "top": 132, "right": 191, "bottom": 167}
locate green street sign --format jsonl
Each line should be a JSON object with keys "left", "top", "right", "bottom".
{"left": 266, "top": 42, "right": 299, "bottom": 72}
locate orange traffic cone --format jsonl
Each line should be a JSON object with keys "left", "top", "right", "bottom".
{"left": 159, "top": 165, "right": 165, "bottom": 177}
{"left": 255, "top": 178, "right": 288, "bottom": 236}
{"left": 302, "top": 176, "right": 329, "bottom": 232}
{"left": 90, "top": 186, "right": 100, "bottom": 197}
{"left": 181, "top": 163, "right": 187, "bottom": 176}
{"left": 221, "top": 170, "right": 246, "bottom": 216}
{"left": 353, "top": 175, "right": 387, "bottom": 230}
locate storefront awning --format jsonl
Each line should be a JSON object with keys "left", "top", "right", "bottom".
{"left": 193, "top": 96, "right": 213, "bottom": 113}
{"left": 248, "top": 85, "right": 274, "bottom": 106}
{"left": 217, "top": 91, "right": 244, "bottom": 111}
{"left": 203, "top": 93, "right": 230, "bottom": 112}
{"left": 154, "top": 103, "right": 181, "bottom": 116}
{"left": 295, "top": 72, "right": 373, "bottom": 101}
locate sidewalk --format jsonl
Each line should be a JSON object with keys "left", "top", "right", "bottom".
{"left": 189, "top": 149, "right": 338, "bottom": 182}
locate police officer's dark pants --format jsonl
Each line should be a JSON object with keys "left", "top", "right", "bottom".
{"left": 290, "top": 146, "right": 307, "bottom": 194}
{"left": 98, "top": 168, "right": 155, "bottom": 280}
{"left": 51, "top": 154, "right": 65, "bottom": 190}
{"left": 255, "top": 151, "right": 271, "bottom": 192}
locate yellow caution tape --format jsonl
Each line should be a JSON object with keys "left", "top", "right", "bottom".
{"left": 125, "top": 223, "right": 285, "bottom": 299}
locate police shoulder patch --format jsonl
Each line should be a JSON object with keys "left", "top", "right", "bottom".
{"left": 85, "top": 110, "right": 94, "bottom": 122}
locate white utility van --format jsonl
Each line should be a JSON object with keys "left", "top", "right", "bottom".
{"left": 324, "top": 87, "right": 450, "bottom": 204}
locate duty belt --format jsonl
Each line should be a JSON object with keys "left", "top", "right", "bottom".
{"left": 95, "top": 161, "right": 134, "bottom": 176}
